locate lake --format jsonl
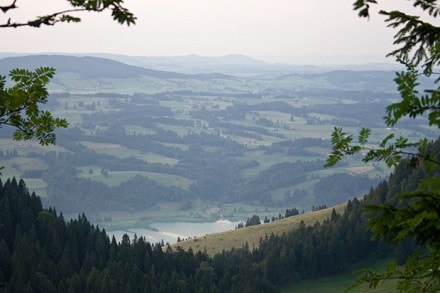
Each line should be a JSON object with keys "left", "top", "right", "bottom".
{"left": 109, "top": 219, "right": 239, "bottom": 244}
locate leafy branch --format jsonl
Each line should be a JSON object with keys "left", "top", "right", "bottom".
{"left": 381, "top": 11, "right": 440, "bottom": 76}
{"left": 333, "top": 2, "right": 440, "bottom": 291}
{"left": 326, "top": 61, "right": 440, "bottom": 170}
{"left": 325, "top": 126, "right": 440, "bottom": 170}
{"left": 0, "top": 0, "right": 136, "bottom": 148}
{"left": 0, "top": 67, "right": 68, "bottom": 146}
{"left": 0, "top": 0, "right": 17, "bottom": 13}
{"left": 353, "top": 0, "right": 440, "bottom": 76}
{"left": 366, "top": 189, "right": 440, "bottom": 247}
{"left": 0, "top": 0, "right": 136, "bottom": 28}
{"left": 353, "top": 0, "right": 440, "bottom": 18}
{"left": 348, "top": 251, "right": 440, "bottom": 292}
{"left": 387, "top": 62, "right": 440, "bottom": 127}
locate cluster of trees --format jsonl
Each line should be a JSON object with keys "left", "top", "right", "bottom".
{"left": 245, "top": 215, "right": 261, "bottom": 227}
{"left": 1, "top": 142, "right": 435, "bottom": 291}
{"left": 237, "top": 208, "right": 302, "bottom": 228}
{"left": 306, "top": 101, "right": 392, "bottom": 128}
{"left": 0, "top": 32, "right": 407, "bottom": 217}
{"left": 313, "top": 173, "right": 379, "bottom": 206}
{"left": 284, "top": 207, "right": 300, "bottom": 218}
{"left": 326, "top": 1, "right": 440, "bottom": 289}
{"left": 262, "top": 138, "right": 330, "bottom": 156}
{"left": 1, "top": 0, "right": 438, "bottom": 291}
{"left": 14, "top": 125, "right": 352, "bottom": 214}
{"left": 26, "top": 146, "right": 373, "bottom": 214}
{"left": 241, "top": 160, "right": 324, "bottom": 204}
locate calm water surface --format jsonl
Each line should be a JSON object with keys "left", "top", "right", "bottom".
{"left": 109, "top": 219, "right": 239, "bottom": 244}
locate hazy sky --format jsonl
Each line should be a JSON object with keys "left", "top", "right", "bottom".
{"left": 0, "top": 0, "right": 422, "bottom": 64}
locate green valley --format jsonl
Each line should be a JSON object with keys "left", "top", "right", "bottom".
{"left": 1, "top": 55, "right": 434, "bottom": 232}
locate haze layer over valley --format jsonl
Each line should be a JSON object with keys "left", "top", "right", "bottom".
{"left": 0, "top": 54, "right": 435, "bottom": 241}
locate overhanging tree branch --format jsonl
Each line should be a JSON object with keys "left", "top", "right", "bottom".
{"left": 332, "top": 1, "right": 440, "bottom": 292}
{"left": 0, "top": 0, "right": 135, "bottom": 147}
{"left": 0, "top": 0, "right": 136, "bottom": 28}
{"left": 0, "top": 0, "right": 17, "bottom": 13}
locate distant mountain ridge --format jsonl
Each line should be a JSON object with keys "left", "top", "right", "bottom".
{"left": 0, "top": 54, "right": 408, "bottom": 93}
{"left": 0, "top": 52, "right": 403, "bottom": 77}
{"left": 0, "top": 55, "right": 232, "bottom": 80}
{"left": 84, "top": 53, "right": 403, "bottom": 76}
{"left": 2, "top": 54, "right": 425, "bottom": 93}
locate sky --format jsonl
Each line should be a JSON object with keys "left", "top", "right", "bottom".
{"left": 0, "top": 0, "right": 424, "bottom": 64}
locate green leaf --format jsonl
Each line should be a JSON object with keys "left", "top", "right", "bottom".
{"left": 380, "top": 134, "right": 395, "bottom": 148}
{"left": 60, "top": 15, "right": 82, "bottom": 23}
{"left": 419, "top": 178, "right": 440, "bottom": 191}
{"left": 1, "top": 67, "right": 68, "bottom": 146}
{"left": 358, "top": 128, "right": 371, "bottom": 144}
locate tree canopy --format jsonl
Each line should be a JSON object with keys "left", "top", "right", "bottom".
{"left": 327, "top": 1, "right": 440, "bottom": 291}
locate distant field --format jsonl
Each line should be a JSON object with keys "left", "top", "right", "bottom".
{"left": 77, "top": 168, "right": 192, "bottom": 188}
{"left": 80, "top": 141, "right": 179, "bottom": 164}
{"left": 21, "top": 178, "right": 48, "bottom": 197}
{"left": 240, "top": 150, "right": 300, "bottom": 176}
{"left": 0, "top": 138, "right": 66, "bottom": 154}
{"left": 3, "top": 61, "right": 435, "bottom": 219}
{"left": 124, "top": 125, "right": 156, "bottom": 135}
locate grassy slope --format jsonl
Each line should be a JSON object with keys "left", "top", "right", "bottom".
{"left": 170, "top": 202, "right": 347, "bottom": 256}
{"left": 170, "top": 201, "right": 398, "bottom": 292}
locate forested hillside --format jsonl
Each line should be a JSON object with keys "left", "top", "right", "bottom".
{"left": 1, "top": 139, "right": 437, "bottom": 291}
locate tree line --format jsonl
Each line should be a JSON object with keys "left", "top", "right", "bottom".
{"left": 14, "top": 126, "right": 365, "bottom": 214}
{"left": 2, "top": 139, "right": 437, "bottom": 291}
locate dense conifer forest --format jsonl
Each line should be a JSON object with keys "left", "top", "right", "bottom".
{"left": 1, "top": 139, "right": 437, "bottom": 291}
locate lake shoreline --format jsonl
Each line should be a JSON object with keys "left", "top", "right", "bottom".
{"left": 107, "top": 218, "right": 240, "bottom": 245}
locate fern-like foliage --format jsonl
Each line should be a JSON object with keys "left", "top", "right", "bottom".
{"left": 0, "top": 67, "right": 68, "bottom": 146}
{"left": 381, "top": 11, "right": 440, "bottom": 75}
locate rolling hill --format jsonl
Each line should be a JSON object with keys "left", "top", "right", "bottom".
{"left": 1, "top": 54, "right": 414, "bottom": 92}
{"left": 170, "top": 202, "right": 347, "bottom": 256}
{"left": 0, "top": 55, "right": 231, "bottom": 80}
{"left": 0, "top": 54, "right": 419, "bottom": 218}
